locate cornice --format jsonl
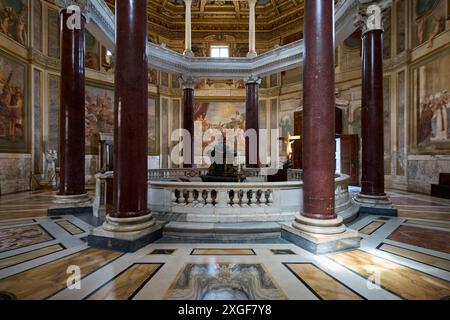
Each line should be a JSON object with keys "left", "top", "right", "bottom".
{"left": 81, "top": 0, "right": 360, "bottom": 79}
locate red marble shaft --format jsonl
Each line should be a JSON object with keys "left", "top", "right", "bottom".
{"left": 112, "top": 0, "right": 149, "bottom": 218}
{"left": 245, "top": 82, "right": 260, "bottom": 168}
{"left": 58, "top": 10, "right": 86, "bottom": 196}
{"left": 183, "top": 88, "right": 194, "bottom": 167}
{"left": 302, "top": 0, "right": 336, "bottom": 219}
{"left": 361, "top": 30, "right": 385, "bottom": 196}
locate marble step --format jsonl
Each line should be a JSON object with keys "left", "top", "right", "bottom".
{"left": 163, "top": 221, "right": 282, "bottom": 240}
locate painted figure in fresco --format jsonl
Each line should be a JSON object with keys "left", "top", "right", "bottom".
{"left": 428, "top": 15, "right": 443, "bottom": 48}
{"left": 86, "top": 51, "right": 99, "bottom": 70}
{"left": 415, "top": 16, "right": 426, "bottom": 45}
{"left": 8, "top": 86, "right": 23, "bottom": 141}
{"left": 0, "top": 72, "right": 23, "bottom": 142}
{"left": 418, "top": 97, "right": 433, "bottom": 144}
{"left": 0, "top": 7, "right": 12, "bottom": 37}
{"left": 148, "top": 69, "right": 158, "bottom": 85}
{"left": 444, "top": 91, "right": 450, "bottom": 136}
{"left": 17, "top": 10, "right": 26, "bottom": 45}
{"left": 430, "top": 94, "right": 448, "bottom": 141}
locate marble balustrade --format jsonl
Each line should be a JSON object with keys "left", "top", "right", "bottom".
{"left": 94, "top": 170, "right": 355, "bottom": 223}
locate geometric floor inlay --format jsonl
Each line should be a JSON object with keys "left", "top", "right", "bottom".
{"left": 284, "top": 263, "right": 364, "bottom": 300}
{"left": 0, "top": 248, "right": 122, "bottom": 300}
{"left": 377, "top": 243, "right": 450, "bottom": 272}
{"left": 190, "top": 249, "right": 256, "bottom": 256}
{"left": 329, "top": 250, "right": 450, "bottom": 300}
{"left": 149, "top": 249, "right": 176, "bottom": 255}
{"left": 164, "top": 263, "right": 287, "bottom": 300}
{"left": 86, "top": 263, "right": 163, "bottom": 300}
{"left": 0, "top": 225, "right": 54, "bottom": 253}
{"left": 388, "top": 225, "right": 450, "bottom": 254}
{"left": 359, "top": 221, "right": 385, "bottom": 235}
{"left": 0, "top": 244, "right": 65, "bottom": 270}
{"left": 55, "top": 220, "right": 84, "bottom": 235}
{"left": 0, "top": 189, "right": 450, "bottom": 300}
{"left": 270, "top": 249, "right": 296, "bottom": 255}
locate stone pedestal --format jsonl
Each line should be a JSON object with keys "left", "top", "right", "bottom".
{"left": 88, "top": 223, "right": 163, "bottom": 253}
{"left": 282, "top": 223, "right": 360, "bottom": 255}
{"left": 48, "top": 193, "right": 92, "bottom": 216}
{"left": 354, "top": 193, "right": 398, "bottom": 216}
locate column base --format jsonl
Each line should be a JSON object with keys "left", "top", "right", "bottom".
{"left": 292, "top": 215, "right": 346, "bottom": 235}
{"left": 281, "top": 222, "right": 360, "bottom": 255}
{"left": 247, "top": 51, "right": 257, "bottom": 58}
{"left": 88, "top": 214, "right": 162, "bottom": 252}
{"left": 354, "top": 193, "right": 398, "bottom": 216}
{"left": 48, "top": 193, "right": 93, "bottom": 216}
{"left": 183, "top": 49, "right": 194, "bottom": 57}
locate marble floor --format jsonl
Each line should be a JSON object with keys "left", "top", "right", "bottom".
{"left": 0, "top": 189, "right": 449, "bottom": 300}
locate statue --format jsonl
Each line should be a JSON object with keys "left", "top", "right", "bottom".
{"left": 45, "top": 150, "right": 58, "bottom": 187}
{"left": 279, "top": 132, "right": 301, "bottom": 162}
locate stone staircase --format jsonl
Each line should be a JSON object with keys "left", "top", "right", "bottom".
{"left": 431, "top": 173, "right": 450, "bottom": 200}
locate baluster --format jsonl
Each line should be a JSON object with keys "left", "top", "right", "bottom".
{"left": 237, "top": 189, "right": 244, "bottom": 207}
{"left": 187, "top": 190, "right": 194, "bottom": 205}
{"left": 171, "top": 189, "right": 178, "bottom": 204}
{"left": 180, "top": 190, "right": 187, "bottom": 206}
{"left": 192, "top": 189, "right": 199, "bottom": 205}
{"left": 267, "top": 190, "right": 273, "bottom": 206}
{"left": 216, "top": 190, "right": 227, "bottom": 208}
{"left": 206, "top": 190, "right": 213, "bottom": 207}
{"left": 250, "top": 190, "right": 258, "bottom": 206}
{"left": 227, "top": 190, "right": 232, "bottom": 207}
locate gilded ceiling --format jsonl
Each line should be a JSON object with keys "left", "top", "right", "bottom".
{"left": 104, "top": 0, "right": 305, "bottom": 35}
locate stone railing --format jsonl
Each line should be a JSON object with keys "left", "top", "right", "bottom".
{"left": 94, "top": 170, "right": 356, "bottom": 224}
{"left": 148, "top": 168, "right": 302, "bottom": 181}
{"left": 148, "top": 180, "right": 301, "bottom": 223}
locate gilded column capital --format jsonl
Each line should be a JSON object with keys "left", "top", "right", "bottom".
{"left": 354, "top": 0, "right": 391, "bottom": 35}
{"left": 245, "top": 75, "right": 262, "bottom": 85}
{"left": 180, "top": 75, "right": 196, "bottom": 90}
{"left": 56, "top": 0, "right": 89, "bottom": 20}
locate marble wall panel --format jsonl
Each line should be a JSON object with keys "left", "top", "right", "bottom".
{"left": 0, "top": 154, "right": 31, "bottom": 194}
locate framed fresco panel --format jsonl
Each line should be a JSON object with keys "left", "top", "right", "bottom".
{"left": 0, "top": 50, "right": 29, "bottom": 153}
{"left": 47, "top": 74, "right": 59, "bottom": 153}
{"left": 85, "top": 83, "right": 114, "bottom": 155}
{"left": 47, "top": 7, "right": 60, "bottom": 59}
{"left": 148, "top": 96, "right": 159, "bottom": 155}
{"left": 412, "top": 48, "right": 450, "bottom": 153}
{"left": 0, "top": 0, "right": 28, "bottom": 46}
{"left": 194, "top": 101, "right": 246, "bottom": 163}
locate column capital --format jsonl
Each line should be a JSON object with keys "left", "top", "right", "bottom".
{"left": 245, "top": 75, "right": 262, "bottom": 85}
{"left": 57, "top": 0, "right": 89, "bottom": 19}
{"left": 180, "top": 75, "right": 195, "bottom": 90}
{"left": 354, "top": 0, "right": 391, "bottom": 35}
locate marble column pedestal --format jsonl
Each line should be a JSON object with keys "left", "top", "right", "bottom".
{"left": 47, "top": 193, "right": 93, "bottom": 216}
{"left": 354, "top": 193, "right": 398, "bottom": 216}
{"left": 282, "top": 221, "right": 360, "bottom": 255}
{"left": 88, "top": 213, "right": 163, "bottom": 252}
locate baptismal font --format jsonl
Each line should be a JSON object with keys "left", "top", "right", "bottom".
{"left": 201, "top": 138, "right": 246, "bottom": 183}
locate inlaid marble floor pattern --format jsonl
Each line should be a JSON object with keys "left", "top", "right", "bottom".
{"left": 0, "top": 189, "right": 449, "bottom": 300}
